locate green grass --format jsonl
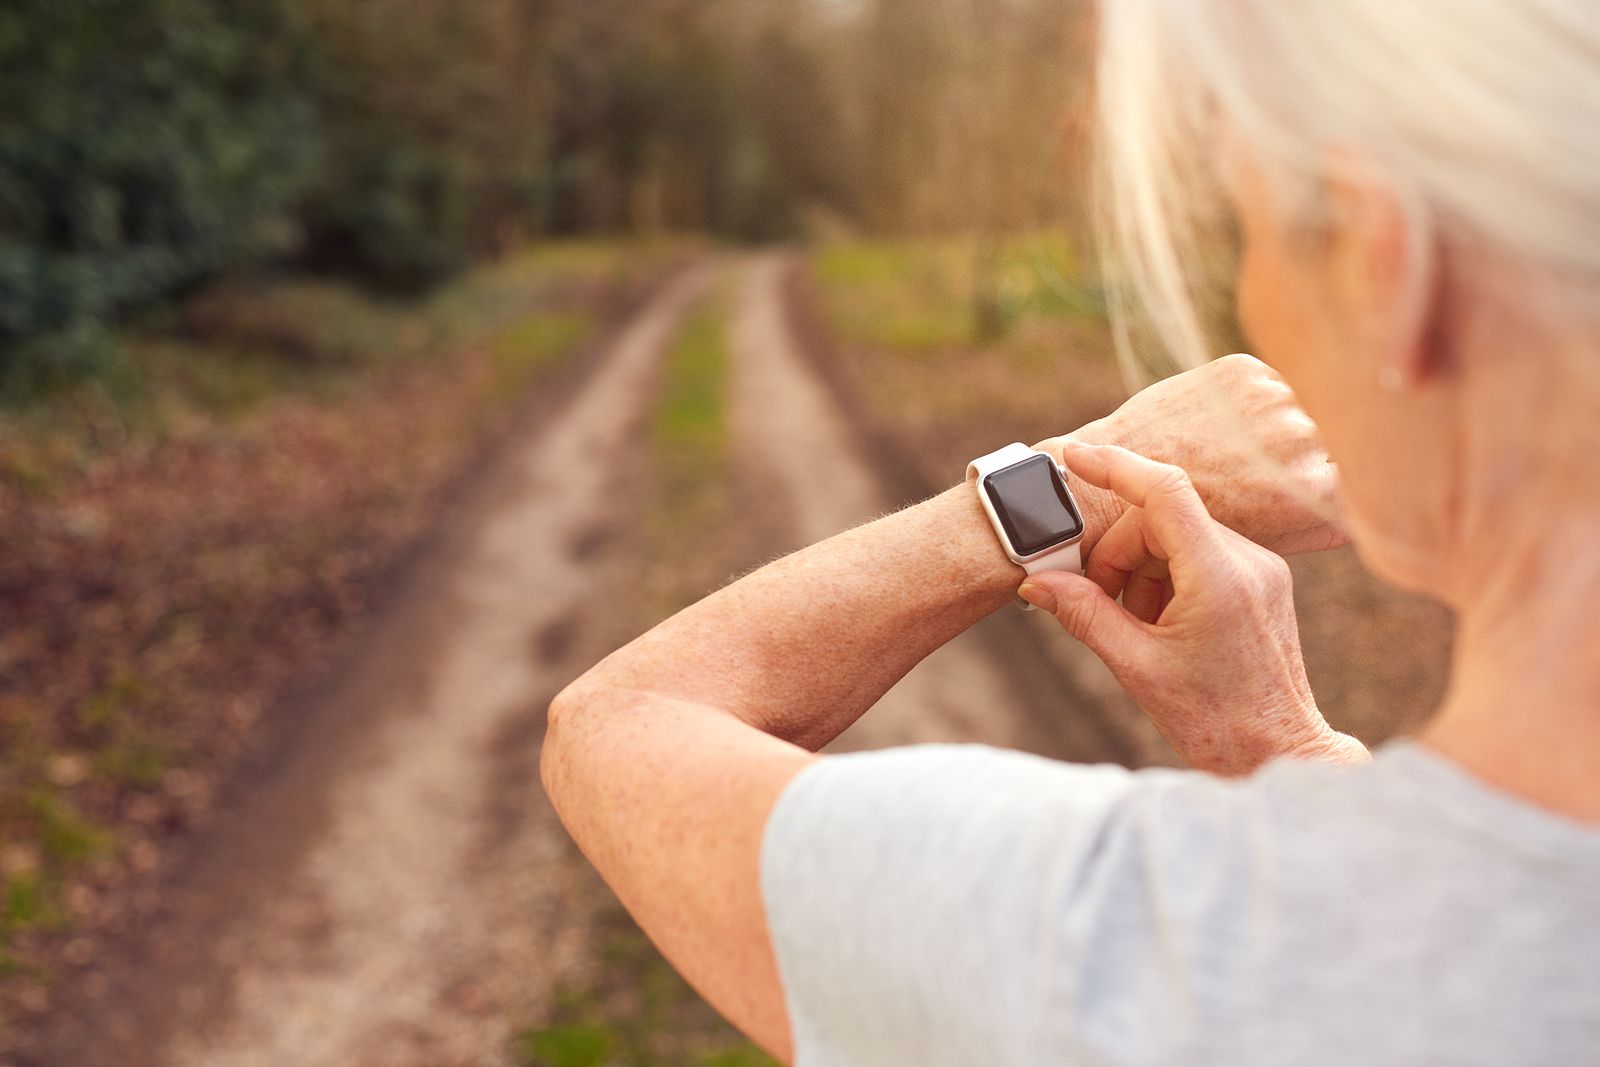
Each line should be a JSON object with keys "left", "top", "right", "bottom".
{"left": 0, "top": 788, "right": 107, "bottom": 970}
{"left": 511, "top": 919, "right": 778, "bottom": 1067}
{"left": 654, "top": 301, "right": 728, "bottom": 455}
{"left": 813, "top": 238, "right": 976, "bottom": 350}
{"left": 0, "top": 240, "right": 674, "bottom": 494}
{"left": 813, "top": 233, "right": 1106, "bottom": 353}
{"left": 803, "top": 232, "right": 1132, "bottom": 489}
{"left": 515, "top": 1023, "right": 615, "bottom": 1067}
{"left": 643, "top": 285, "right": 734, "bottom": 619}
{"left": 648, "top": 289, "right": 732, "bottom": 562}
{"left": 488, "top": 312, "right": 594, "bottom": 401}
{"left": 27, "top": 789, "right": 110, "bottom": 867}
{"left": 3, "top": 873, "right": 59, "bottom": 934}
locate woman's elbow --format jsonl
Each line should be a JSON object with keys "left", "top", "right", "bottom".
{"left": 540, "top": 680, "right": 587, "bottom": 809}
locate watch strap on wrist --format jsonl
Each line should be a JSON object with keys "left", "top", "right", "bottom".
{"left": 966, "top": 442, "right": 1038, "bottom": 483}
{"left": 1019, "top": 539, "right": 1082, "bottom": 577}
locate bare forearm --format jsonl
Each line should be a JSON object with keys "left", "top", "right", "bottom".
{"left": 562, "top": 484, "right": 1022, "bottom": 750}
{"left": 540, "top": 482, "right": 1035, "bottom": 1052}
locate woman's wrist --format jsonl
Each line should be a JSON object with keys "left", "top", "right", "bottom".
{"left": 943, "top": 437, "right": 1124, "bottom": 596}
{"left": 1220, "top": 715, "right": 1371, "bottom": 775}
{"left": 925, "top": 483, "right": 1029, "bottom": 603}
{"left": 1288, "top": 726, "right": 1372, "bottom": 766}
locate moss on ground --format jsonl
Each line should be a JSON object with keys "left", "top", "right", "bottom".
{"left": 511, "top": 906, "right": 777, "bottom": 1067}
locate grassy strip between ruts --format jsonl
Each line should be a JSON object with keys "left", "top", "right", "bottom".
{"left": 646, "top": 283, "right": 735, "bottom": 591}
{"left": 512, "top": 272, "right": 778, "bottom": 1067}
{"left": 0, "top": 240, "right": 688, "bottom": 1020}
{"left": 812, "top": 233, "right": 1108, "bottom": 353}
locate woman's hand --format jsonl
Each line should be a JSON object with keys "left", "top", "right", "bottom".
{"left": 1019, "top": 442, "right": 1368, "bottom": 776}
{"left": 1043, "top": 353, "right": 1347, "bottom": 558}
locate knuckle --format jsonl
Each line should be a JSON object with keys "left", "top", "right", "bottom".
{"left": 1216, "top": 352, "right": 1264, "bottom": 379}
{"left": 1151, "top": 464, "right": 1193, "bottom": 496}
{"left": 1282, "top": 408, "right": 1316, "bottom": 433}
{"left": 1261, "top": 549, "right": 1293, "bottom": 581}
{"left": 1060, "top": 589, "right": 1103, "bottom": 638}
{"left": 1244, "top": 546, "right": 1293, "bottom": 591}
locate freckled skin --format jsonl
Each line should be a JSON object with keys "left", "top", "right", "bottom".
{"left": 1064, "top": 354, "right": 1347, "bottom": 558}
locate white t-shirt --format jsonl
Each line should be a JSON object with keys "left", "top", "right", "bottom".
{"left": 761, "top": 741, "right": 1600, "bottom": 1066}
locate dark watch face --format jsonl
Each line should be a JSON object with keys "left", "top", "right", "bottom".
{"left": 983, "top": 454, "right": 1084, "bottom": 556}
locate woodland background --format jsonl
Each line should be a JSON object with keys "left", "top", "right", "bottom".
{"left": 3, "top": 0, "right": 1095, "bottom": 384}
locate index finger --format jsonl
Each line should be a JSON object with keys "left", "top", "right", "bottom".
{"left": 1061, "top": 442, "right": 1224, "bottom": 569}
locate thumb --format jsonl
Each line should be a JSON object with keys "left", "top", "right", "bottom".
{"left": 1019, "top": 572, "right": 1148, "bottom": 666}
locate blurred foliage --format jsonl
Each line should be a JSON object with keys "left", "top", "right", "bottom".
{"left": 0, "top": 0, "right": 851, "bottom": 375}
{"left": 802, "top": 234, "right": 1128, "bottom": 477}
{"left": 0, "top": 0, "right": 319, "bottom": 377}
{"left": 1, "top": 0, "right": 1097, "bottom": 379}
{"left": 815, "top": 233, "right": 1105, "bottom": 352}
{"left": 535, "top": 0, "right": 851, "bottom": 241}
{"left": 294, "top": 0, "right": 543, "bottom": 290}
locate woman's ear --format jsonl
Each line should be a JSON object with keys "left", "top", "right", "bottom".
{"left": 1323, "top": 161, "right": 1441, "bottom": 389}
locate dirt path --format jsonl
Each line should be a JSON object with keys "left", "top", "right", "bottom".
{"left": 24, "top": 253, "right": 1143, "bottom": 1067}
{"left": 22, "top": 266, "right": 714, "bottom": 1067}
{"left": 159, "top": 265, "right": 714, "bottom": 1067}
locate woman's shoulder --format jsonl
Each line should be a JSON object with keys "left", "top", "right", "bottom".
{"left": 771, "top": 737, "right": 1600, "bottom": 896}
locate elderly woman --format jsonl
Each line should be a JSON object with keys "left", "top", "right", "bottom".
{"left": 542, "top": 1, "right": 1600, "bottom": 1063}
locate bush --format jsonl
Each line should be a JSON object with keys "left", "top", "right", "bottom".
{"left": 0, "top": 0, "right": 319, "bottom": 371}
{"left": 293, "top": 0, "right": 550, "bottom": 292}
{"left": 299, "top": 141, "right": 473, "bottom": 294}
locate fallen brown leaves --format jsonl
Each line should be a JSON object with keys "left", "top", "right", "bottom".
{"left": 0, "top": 258, "right": 664, "bottom": 1024}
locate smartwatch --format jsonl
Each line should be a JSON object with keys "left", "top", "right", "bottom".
{"left": 967, "top": 442, "right": 1086, "bottom": 605}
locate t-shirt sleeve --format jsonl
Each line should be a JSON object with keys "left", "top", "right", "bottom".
{"left": 760, "top": 743, "right": 1188, "bottom": 1067}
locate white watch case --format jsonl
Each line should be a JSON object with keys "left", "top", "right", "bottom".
{"left": 967, "top": 443, "right": 1085, "bottom": 602}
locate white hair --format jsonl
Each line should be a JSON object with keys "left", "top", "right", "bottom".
{"left": 1095, "top": 0, "right": 1600, "bottom": 384}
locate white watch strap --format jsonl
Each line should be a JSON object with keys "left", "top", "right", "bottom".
{"left": 1020, "top": 540, "right": 1082, "bottom": 577}
{"left": 966, "top": 442, "right": 1038, "bottom": 482}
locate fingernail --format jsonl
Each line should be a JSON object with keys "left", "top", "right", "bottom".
{"left": 1018, "top": 581, "right": 1057, "bottom": 613}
